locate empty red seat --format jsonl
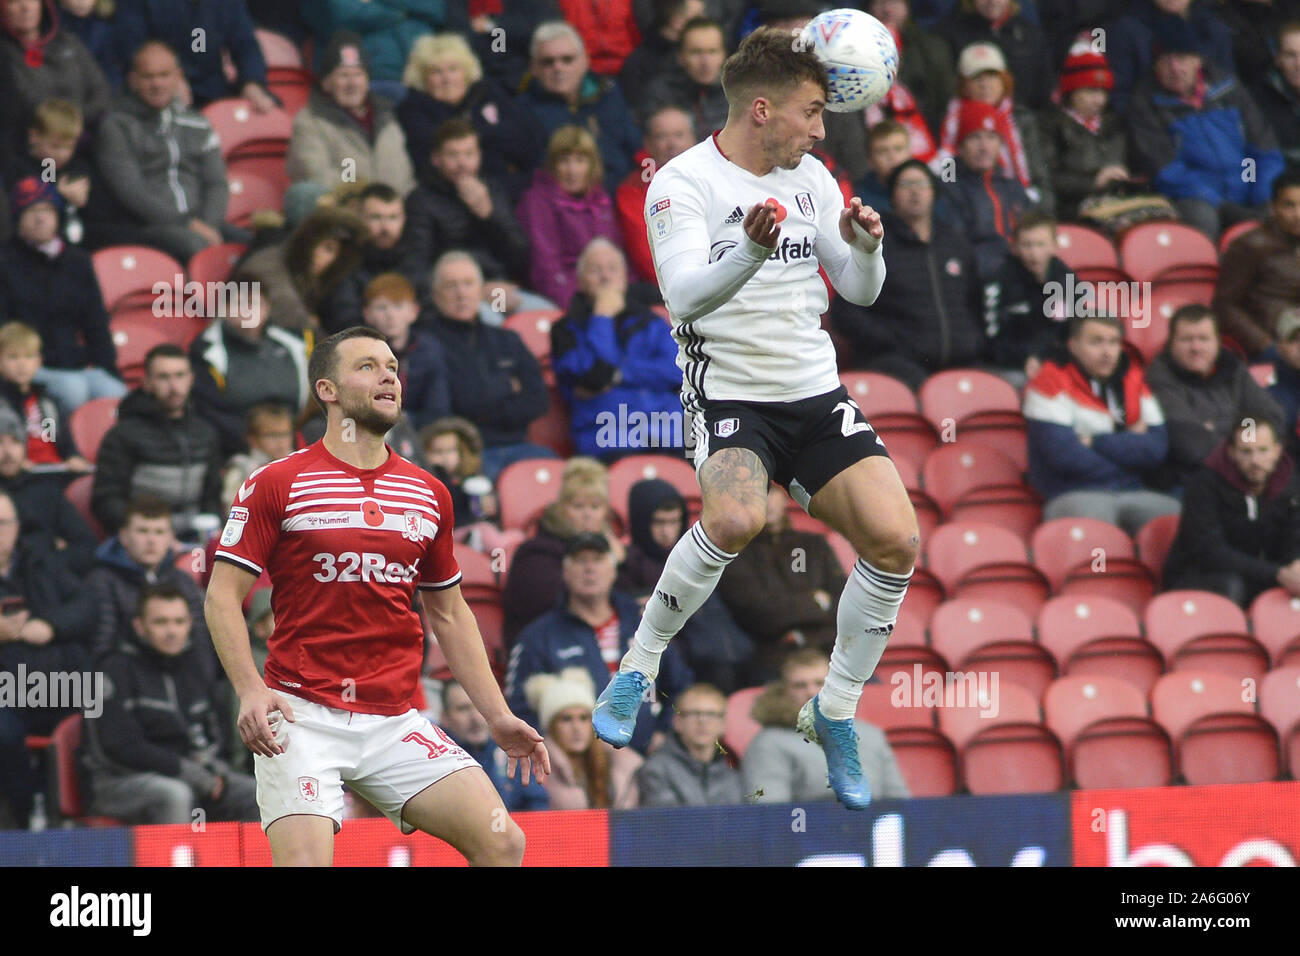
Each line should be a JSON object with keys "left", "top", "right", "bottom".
{"left": 1036, "top": 594, "right": 1142, "bottom": 664}
{"left": 1259, "top": 666, "right": 1300, "bottom": 776}
{"left": 722, "top": 686, "right": 764, "bottom": 760}
{"left": 1054, "top": 223, "right": 1119, "bottom": 271}
{"left": 891, "top": 453, "right": 920, "bottom": 492}
{"left": 64, "top": 474, "right": 103, "bottom": 540}
{"left": 496, "top": 458, "right": 564, "bottom": 530}
{"left": 67, "top": 397, "right": 119, "bottom": 464}
{"left": 918, "top": 368, "right": 1020, "bottom": 434}
{"left": 92, "top": 245, "right": 184, "bottom": 313}
{"left": 1043, "top": 674, "right": 1150, "bottom": 752}
{"left": 1119, "top": 221, "right": 1219, "bottom": 284}
{"left": 885, "top": 726, "right": 958, "bottom": 796}
{"left": 921, "top": 443, "right": 1023, "bottom": 516}
{"left": 188, "top": 242, "right": 246, "bottom": 286}
{"left": 949, "top": 484, "right": 1041, "bottom": 542}
{"left": 1143, "top": 589, "right": 1250, "bottom": 658}
{"left": 265, "top": 67, "right": 313, "bottom": 114}
{"left": 1248, "top": 587, "right": 1300, "bottom": 666}
{"left": 1030, "top": 517, "right": 1135, "bottom": 592}
{"left": 525, "top": 385, "right": 574, "bottom": 458}
{"left": 50, "top": 714, "right": 120, "bottom": 826}
{"left": 110, "top": 307, "right": 192, "bottom": 386}
{"left": 1151, "top": 670, "right": 1279, "bottom": 784}
{"left": 1124, "top": 304, "right": 1171, "bottom": 364}
{"left": 227, "top": 153, "right": 291, "bottom": 197}
{"left": 961, "top": 721, "right": 1065, "bottom": 794}
{"left": 872, "top": 414, "right": 939, "bottom": 472}
{"left": 937, "top": 679, "right": 1041, "bottom": 750}
{"left": 606, "top": 454, "right": 699, "bottom": 529}
{"left": 226, "top": 171, "right": 284, "bottom": 227}
{"left": 931, "top": 598, "right": 1056, "bottom": 698}
{"left": 201, "top": 98, "right": 293, "bottom": 160}
{"left": 857, "top": 681, "right": 935, "bottom": 730}
{"left": 452, "top": 542, "right": 499, "bottom": 599}
{"left": 956, "top": 412, "right": 1028, "bottom": 471}
{"left": 839, "top": 371, "right": 917, "bottom": 415}
{"left": 872, "top": 605, "right": 948, "bottom": 688}
{"left": 925, "top": 521, "right": 1049, "bottom": 612}
{"left": 1217, "top": 219, "right": 1260, "bottom": 255}
{"left": 899, "top": 566, "right": 944, "bottom": 626}
{"left": 504, "top": 309, "right": 561, "bottom": 371}
{"left": 1073, "top": 715, "right": 1174, "bottom": 789}
{"left": 1134, "top": 513, "right": 1180, "bottom": 587}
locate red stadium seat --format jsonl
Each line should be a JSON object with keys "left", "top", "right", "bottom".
{"left": 110, "top": 307, "right": 192, "bottom": 386}
{"left": 885, "top": 726, "right": 958, "bottom": 796}
{"left": 265, "top": 67, "right": 313, "bottom": 115}
{"left": 1248, "top": 588, "right": 1300, "bottom": 666}
{"left": 1134, "top": 513, "right": 1180, "bottom": 587}
{"left": 931, "top": 598, "right": 1056, "bottom": 698}
{"left": 910, "top": 489, "right": 942, "bottom": 543}
{"left": 949, "top": 484, "right": 1041, "bottom": 542}
{"left": 525, "top": 385, "right": 574, "bottom": 458}
{"left": 921, "top": 443, "right": 1023, "bottom": 516}
{"left": 226, "top": 171, "right": 284, "bottom": 227}
{"left": 937, "top": 678, "right": 1042, "bottom": 751}
{"left": 453, "top": 542, "right": 499, "bottom": 599}
{"left": 606, "top": 454, "right": 699, "bottom": 529}
{"left": 188, "top": 242, "right": 246, "bottom": 286}
{"left": 925, "top": 521, "right": 1034, "bottom": 587}
{"left": 890, "top": 453, "right": 920, "bottom": 492}
{"left": 961, "top": 721, "right": 1065, "bottom": 794}
{"left": 857, "top": 681, "right": 934, "bottom": 730}
{"left": 1218, "top": 219, "right": 1260, "bottom": 255}
{"left": 918, "top": 368, "right": 1020, "bottom": 434}
{"left": 1073, "top": 715, "right": 1174, "bottom": 790}
{"left": 839, "top": 371, "right": 917, "bottom": 415}
{"left": 464, "top": 597, "right": 507, "bottom": 677}
{"left": 899, "top": 566, "right": 943, "bottom": 626}
{"left": 1054, "top": 223, "right": 1119, "bottom": 271}
{"left": 1119, "top": 221, "right": 1219, "bottom": 284}
{"left": 722, "top": 686, "right": 764, "bottom": 760}
{"left": 1036, "top": 594, "right": 1142, "bottom": 665}
{"left": 92, "top": 246, "right": 184, "bottom": 313}
{"left": 50, "top": 715, "right": 120, "bottom": 826}
{"left": 1030, "top": 517, "right": 1135, "bottom": 593}
{"left": 227, "top": 153, "right": 291, "bottom": 198}
{"left": 1123, "top": 302, "right": 1170, "bottom": 365}
{"left": 64, "top": 474, "right": 103, "bottom": 540}
{"left": 956, "top": 412, "right": 1028, "bottom": 472}
{"left": 1058, "top": 560, "right": 1157, "bottom": 617}
{"left": 201, "top": 98, "right": 293, "bottom": 160}
{"left": 873, "top": 606, "right": 948, "bottom": 688}
{"left": 67, "top": 397, "right": 119, "bottom": 464}
{"left": 496, "top": 458, "right": 564, "bottom": 531}
{"left": 255, "top": 28, "right": 303, "bottom": 67}
{"left": 825, "top": 531, "right": 857, "bottom": 575}
{"left": 1143, "top": 590, "right": 1250, "bottom": 659}
{"left": 871, "top": 413, "right": 939, "bottom": 472}
{"left": 1042, "top": 674, "right": 1150, "bottom": 752}
{"left": 1150, "top": 670, "right": 1277, "bottom": 785}
{"left": 1249, "top": 363, "right": 1277, "bottom": 388}
{"left": 1259, "top": 666, "right": 1300, "bottom": 777}
{"left": 504, "top": 308, "right": 561, "bottom": 371}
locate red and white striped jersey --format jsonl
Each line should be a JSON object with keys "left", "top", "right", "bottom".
{"left": 214, "top": 440, "right": 461, "bottom": 715}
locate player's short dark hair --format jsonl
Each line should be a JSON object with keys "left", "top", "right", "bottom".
{"left": 1013, "top": 209, "right": 1057, "bottom": 239}
{"left": 136, "top": 581, "right": 191, "bottom": 619}
{"left": 720, "top": 26, "right": 828, "bottom": 115}
{"left": 124, "top": 494, "right": 173, "bottom": 524}
{"left": 679, "top": 16, "right": 725, "bottom": 48}
{"left": 143, "top": 343, "right": 188, "bottom": 374}
{"left": 1168, "top": 303, "right": 1217, "bottom": 337}
{"left": 358, "top": 182, "right": 401, "bottom": 205}
{"left": 431, "top": 118, "right": 478, "bottom": 154}
{"left": 307, "top": 325, "right": 390, "bottom": 414}
{"left": 1067, "top": 313, "right": 1123, "bottom": 339}
{"left": 1272, "top": 168, "right": 1300, "bottom": 202}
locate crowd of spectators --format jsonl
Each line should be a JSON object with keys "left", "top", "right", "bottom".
{"left": 4, "top": 0, "right": 1300, "bottom": 827}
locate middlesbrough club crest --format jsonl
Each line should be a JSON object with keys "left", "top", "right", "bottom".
{"left": 298, "top": 776, "right": 319, "bottom": 802}
{"left": 402, "top": 510, "right": 422, "bottom": 542}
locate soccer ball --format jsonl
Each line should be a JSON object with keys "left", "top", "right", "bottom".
{"left": 798, "top": 9, "right": 899, "bottom": 112}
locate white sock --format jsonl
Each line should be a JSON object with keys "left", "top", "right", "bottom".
{"left": 621, "top": 522, "right": 737, "bottom": 680}
{"left": 818, "top": 559, "right": 912, "bottom": 720}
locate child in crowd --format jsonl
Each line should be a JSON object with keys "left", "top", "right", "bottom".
{"left": 0, "top": 322, "right": 90, "bottom": 471}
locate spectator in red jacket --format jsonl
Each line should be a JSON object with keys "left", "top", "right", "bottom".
{"left": 558, "top": 0, "right": 641, "bottom": 76}
{"left": 616, "top": 105, "right": 695, "bottom": 283}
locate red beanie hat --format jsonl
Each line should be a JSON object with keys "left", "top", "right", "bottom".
{"left": 955, "top": 99, "right": 1003, "bottom": 144}
{"left": 1058, "top": 48, "right": 1114, "bottom": 98}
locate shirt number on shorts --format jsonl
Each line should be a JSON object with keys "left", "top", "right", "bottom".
{"left": 832, "top": 399, "right": 871, "bottom": 438}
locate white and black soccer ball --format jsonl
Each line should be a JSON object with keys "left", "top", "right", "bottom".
{"left": 798, "top": 8, "right": 899, "bottom": 112}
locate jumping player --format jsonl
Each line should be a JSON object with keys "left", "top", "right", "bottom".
{"left": 592, "top": 28, "right": 919, "bottom": 809}
{"left": 205, "top": 326, "right": 549, "bottom": 865}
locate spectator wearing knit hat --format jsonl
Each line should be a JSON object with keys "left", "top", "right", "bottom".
{"left": 1127, "top": 14, "right": 1283, "bottom": 239}
{"left": 286, "top": 31, "right": 417, "bottom": 197}
{"left": 1039, "top": 43, "right": 1131, "bottom": 219}
{"left": 941, "top": 98, "right": 1032, "bottom": 280}
{"left": 0, "top": 177, "right": 124, "bottom": 414}
{"left": 936, "top": 41, "right": 1052, "bottom": 211}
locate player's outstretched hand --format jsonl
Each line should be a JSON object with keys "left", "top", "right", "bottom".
{"left": 238, "top": 686, "right": 296, "bottom": 758}
{"left": 840, "top": 197, "right": 883, "bottom": 251}
{"left": 744, "top": 200, "right": 782, "bottom": 248}
{"left": 489, "top": 713, "right": 551, "bottom": 786}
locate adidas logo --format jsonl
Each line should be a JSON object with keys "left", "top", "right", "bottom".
{"left": 865, "top": 623, "right": 895, "bottom": 637}
{"left": 656, "top": 590, "right": 683, "bottom": 612}
{"left": 723, "top": 206, "right": 744, "bottom": 224}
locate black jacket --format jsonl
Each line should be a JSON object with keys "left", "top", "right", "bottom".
{"left": 1164, "top": 440, "right": 1300, "bottom": 593}
{"left": 0, "top": 236, "right": 118, "bottom": 372}
{"left": 943, "top": 158, "right": 1032, "bottom": 282}
{"left": 427, "top": 314, "right": 549, "bottom": 447}
{"left": 404, "top": 166, "right": 530, "bottom": 283}
{"left": 317, "top": 235, "right": 430, "bottom": 335}
{"left": 0, "top": 469, "right": 98, "bottom": 573}
{"left": 1251, "top": 70, "right": 1300, "bottom": 170}
{"left": 0, "top": 544, "right": 97, "bottom": 676}
{"left": 984, "top": 254, "right": 1071, "bottom": 370}
{"left": 91, "top": 389, "right": 225, "bottom": 534}
{"left": 934, "top": 7, "right": 1054, "bottom": 108}
{"left": 830, "top": 211, "right": 985, "bottom": 372}
{"left": 1038, "top": 107, "right": 1129, "bottom": 218}
{"left": 0, "top": 376, "right": 80, "bottom": 461}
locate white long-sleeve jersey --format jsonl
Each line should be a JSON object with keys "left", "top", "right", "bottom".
{"left": 645, "top": 133, "right": 886, "bottom": 410}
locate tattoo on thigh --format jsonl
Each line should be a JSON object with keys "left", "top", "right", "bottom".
{"left": 699, "top": 447, "right": 769, "bottom": 514}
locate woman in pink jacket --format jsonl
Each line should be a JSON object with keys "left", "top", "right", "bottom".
{"left": 515, "top": 125, "right": 623, "bottom": 309}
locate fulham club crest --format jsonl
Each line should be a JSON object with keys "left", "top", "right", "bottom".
{"left": 715, "top": 418, "right": 740, "bottom": 438}
{"left": 402, "top": 510, "right": 423, "bottom": 542}
{"left": 795, "top": 191, "right": 815, "bottom": 219}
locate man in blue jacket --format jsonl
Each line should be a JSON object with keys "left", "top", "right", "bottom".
{"left": 504, "top": 532, "right": 693, "bottom": 756}
{"left": 1127, "top": 17, "right": 1283, "bottom": 239}
{"left": 1023, "top": 314, "right": 1181, "bottom": 535}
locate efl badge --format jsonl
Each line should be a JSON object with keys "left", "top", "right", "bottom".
{"left": 650, "top": 197, "right": 672, "bottom": 239}
{"left": 715, "top": 418, "right": 740, "bottom": 438}
{"left": 220, "top": 506, "right": 248, "bottom": 547}
{"left": 298, "top": 776, "right": 319, "bottom": 802}
{"left": 796, "top": 191, "right": 815, "bottom": 219}
{"left": 403, "top": 510, "right": 423, "bottom": 542}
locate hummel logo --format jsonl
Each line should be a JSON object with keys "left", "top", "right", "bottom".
{"left": 723, "top": 206, "right": 744, "bottom": 224}
{"left": 238, "top": 482, "right": 256, "bottom": 502}
{"left": 657, "top": 590, "right": 683, "bottom": 612}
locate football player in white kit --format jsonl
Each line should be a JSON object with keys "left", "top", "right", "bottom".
{"left": 592, "top": 27, "right": 919, "bottom": 809}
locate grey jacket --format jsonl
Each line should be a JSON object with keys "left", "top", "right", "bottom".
{"left": 287, "top": 89, "right": 415, "bottom": 197}
{"left": 637, "top": 732, "right": 745, "bottom": 807}
{"left": 95, "top": 92, "right": 228, "bottom": 228}
{"left": 741, "top": 684, "right": 910, "bottom": 804}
